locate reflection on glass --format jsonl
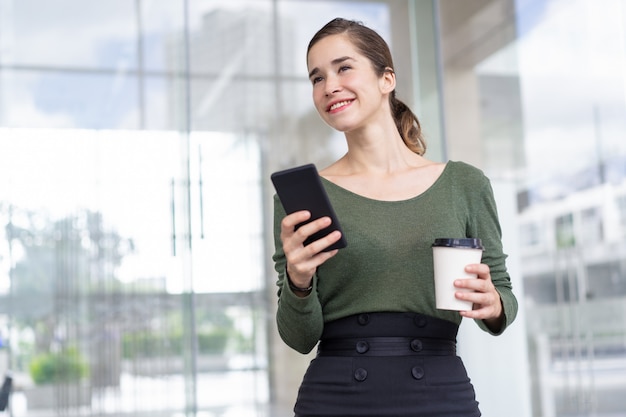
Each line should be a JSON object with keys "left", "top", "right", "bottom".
{"left": 188, "top": 132, "right": 263, "bottom": 294}
{"left": 481, "top": 1, "right": 626, "bottom": 416}
{"left": 0, "top": 72, "right": 141, "bottom": 129}
{"left": 1, "top": 0, "right": 136, "bottom": 68}
{"left": 441, "top": 0, "right": 626, "bottom": 414}
{"left": 0, "top": 129, "right": 267, "bottom": 415}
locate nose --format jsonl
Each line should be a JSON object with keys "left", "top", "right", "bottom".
{"left": 324, "top": 74, "right": 341, "bottom": 96}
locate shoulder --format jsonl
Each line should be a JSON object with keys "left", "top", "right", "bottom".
{"left": 445, "top": 160, "right": 490, "bottom": 186}
{"left": 443, "top": 161, "right": 495, "bottom": 209}
{"left": 446, "top": 160, "right": 485, "bottom": 177}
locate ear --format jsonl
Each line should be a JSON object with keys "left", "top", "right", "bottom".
{"left": 379, "top": 68, "right": 396, "bottom": 94}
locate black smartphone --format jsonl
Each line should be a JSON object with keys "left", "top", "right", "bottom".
{"left": 271, "top": 163, "right": 347, "bottom": 252}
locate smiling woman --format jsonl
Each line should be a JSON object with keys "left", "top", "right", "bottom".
{"left": 271, "top": 17, "right": 517, "bottom": 417}
{"left": 306, "top": 21, "right": 425, "bottom": 158}
{"left": 0, "top": 1, "right": 449, "bottom": 416}
{"left": 1, "top": 2, "right": 435, "bottom": 416}
{"left": 6, "top": 0, "right": 622, "bottom": 416}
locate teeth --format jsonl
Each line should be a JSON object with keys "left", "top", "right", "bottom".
{"left": 330, "top": 100, "right": 351, "bottom": 111}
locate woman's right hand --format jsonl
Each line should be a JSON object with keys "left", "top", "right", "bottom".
{"left": 280, "top": 210, "right": 342, "bottom": 288}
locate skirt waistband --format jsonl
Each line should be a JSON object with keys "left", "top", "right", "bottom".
{"left": 318, "top": 336, "right": 456, "bottom": 357}
{"left": 318, "top": 312, "right": 459, "bottom": 357}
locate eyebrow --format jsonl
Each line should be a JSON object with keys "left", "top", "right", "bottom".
{"left": 308, "top": 56, "right": 354, "bottom": 79}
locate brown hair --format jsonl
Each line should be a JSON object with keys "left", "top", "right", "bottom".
{"left": 307, "top": 18, "right": 426, "bottom": 155}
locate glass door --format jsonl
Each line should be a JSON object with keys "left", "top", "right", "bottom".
{"left": 438, "top": 0, "right": 626, "bottom": 415}
{"left": 0, "top": 128, "right": 268, "bottom": 416}
{"left": 187, "top": 132, "right": 268, "bottom": 413}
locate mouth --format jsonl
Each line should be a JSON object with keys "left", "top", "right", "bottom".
{"left": 327, "top": 99, "right": 354, "bottom": 113}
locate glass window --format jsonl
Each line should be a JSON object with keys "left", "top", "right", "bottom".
{"left": 555, "top": 213, "right": 576, "bottom": 249}
{"left": 580, "top": 206, "right": 603, "bottom": 245}
{"left": 2, "top": 0, "right": 137, "bottom": 69}
{"left": 440, "top": 0, "right": 626, "bottom": 415}
{"left": 0, "top": 128, "right": 269, "bottom": 415}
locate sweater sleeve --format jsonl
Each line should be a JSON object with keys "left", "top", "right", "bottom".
{"left": 465, "top": 168, "right": 518, "bottom": 335}
{"left": 272, "top": 194, "right": 325, "bottom": 354}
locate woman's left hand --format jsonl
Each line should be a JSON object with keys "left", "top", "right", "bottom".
{"left": 454, "top": 263, "right": 504, "bottom": 332}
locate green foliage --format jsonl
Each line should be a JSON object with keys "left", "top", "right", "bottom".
{"left": 197, "top": 328, "right": 230, "bottom": 353}
{"left": 121, "top": 328, "right": 237, "bottom": 358}
{"left": 8, "top": 209, "right": 135, "bottom": 300}
{"left": 29, "top": 347, "right": 89, "bottom": 385}
{"left": 121, "top": 310, "right": 254, "bottom": 358}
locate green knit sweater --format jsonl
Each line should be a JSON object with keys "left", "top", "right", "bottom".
{"left": 272, "top": 161, "right": 518, "bottom": 354}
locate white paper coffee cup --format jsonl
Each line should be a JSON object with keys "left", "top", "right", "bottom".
{"left": 432, "top": 238, "right": 484, "bottom": 311}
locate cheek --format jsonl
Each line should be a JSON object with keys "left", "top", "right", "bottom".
{"left": 312, "top": 89, "right": 326, "bottom": 111}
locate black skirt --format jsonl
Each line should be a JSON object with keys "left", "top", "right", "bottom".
{"left": 294, "top": 312, "right": 481, "bottom": 417}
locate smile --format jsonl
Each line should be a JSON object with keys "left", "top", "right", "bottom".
{"left": 328, "top": 100, "right": 353, "bottom": 112}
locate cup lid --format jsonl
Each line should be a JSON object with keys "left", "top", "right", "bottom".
{"left": 432, "top": 238, "right": 483, "bottom": 249}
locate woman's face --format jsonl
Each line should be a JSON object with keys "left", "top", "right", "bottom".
{"left": 306, "top": 34, "right": 394, "bottom": 133}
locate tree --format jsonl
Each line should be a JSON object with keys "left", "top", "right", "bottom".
{"left": 4, "top": 207, "right": 134, "bottom": 354}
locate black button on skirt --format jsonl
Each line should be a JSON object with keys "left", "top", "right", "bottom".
{"left": 293, "top": 312, "right": 481, "bottom": 417}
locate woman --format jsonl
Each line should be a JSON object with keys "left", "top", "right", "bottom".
{"left": 272, "top": 17, "right": 518, "bottom": 416}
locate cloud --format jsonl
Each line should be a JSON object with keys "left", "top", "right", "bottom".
{"left": 5, "top": 94, "right": 75, "bottom": 128}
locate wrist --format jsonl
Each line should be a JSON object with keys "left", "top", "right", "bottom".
{"left": 484, "top": 299, "right": 505, "bottom": 333}
{"left": 286, "top": 271, "right": 313, "bottom": 294}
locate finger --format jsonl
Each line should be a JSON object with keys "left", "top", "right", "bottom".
{"left": 464, "top": 263, "right": 490, "bottom": 278}
{"left": 455, "top": 287, "right": 501, "bottom": 319}
{"left": 311, "top": 248, "right": 339, "bottom": 265}
{"left": 459, "top": 307, "right": 489, "bottom": 319}
{"left": 281, "top": 212, "right": 323, "bottom": 251}
{"left": 302, "top": 230, "right": 343, "bottom": 254}
{"left": 293, "top": 216, "right": 333, "bottom": 242}
{"left": 287, "top": 245, "right": 339, "bottom": 282}
{"left": 456, "top": 289, "right": 491, "bottom": 306}
{"left": 281, "top": 210, "right": 311, "bottom": 231}
{"left": 454, "top": 278, "right": 491, "bottom": 292}
{"left": 459, "top": 301, "right": 500, "bottom": 320}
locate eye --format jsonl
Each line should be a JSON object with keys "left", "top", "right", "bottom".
{"left": 338, "top": 65, "right": 351, "bottom": 73}
{"left": 311, "top": 76, "right": 323, "bottom": 85}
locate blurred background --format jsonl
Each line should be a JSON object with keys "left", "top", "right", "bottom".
{"left": 0, "top": 0, "right": 625, "bottom": 416}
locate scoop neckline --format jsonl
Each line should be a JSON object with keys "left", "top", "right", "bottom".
{"left": 320, "top": 161, "right": 451, "bottom": 203}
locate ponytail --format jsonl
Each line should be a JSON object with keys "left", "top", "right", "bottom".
{"left": 390, "top": 92, "right": 426, "bottom": 155}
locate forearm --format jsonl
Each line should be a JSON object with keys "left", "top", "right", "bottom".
{"left": 272, "top": 196, "right": 325, "bottom": 352}
{"left": 276, "top": 274, "right": 324, "bottom": 353}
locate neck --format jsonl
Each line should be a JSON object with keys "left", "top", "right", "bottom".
{"left": 341, "top": 124, "right": 421, "bottom": 175}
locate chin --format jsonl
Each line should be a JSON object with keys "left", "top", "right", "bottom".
{"left": 324, "top": 119, "right": 354, "bottom": 133}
